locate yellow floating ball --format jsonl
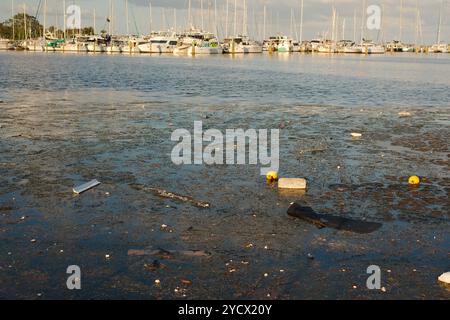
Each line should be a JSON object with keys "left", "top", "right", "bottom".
{"left": 408, "top": 176, "right": 420, "bottom": 186}
{"left": 266, "top": 171, "right": 279, "bottom": 182}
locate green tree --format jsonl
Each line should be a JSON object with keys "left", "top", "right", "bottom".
{"left": 0, "top": 14, "right": 43, "bottom": 40}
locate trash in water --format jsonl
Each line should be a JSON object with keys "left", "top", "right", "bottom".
{"left": 129, "top": 184, "right": 210, "bottom": 208}
{"left": 438, "top": 272, "right": 450, "bottom": 284}
{"left": 287, "top": 202, "right": 382, "bottom": 234}
{"left": 144, "top": 260, "right": 166, "bottom": 271}
{"left": 408, "top": 176, "right": 421, "bottom": 186}
{"left": 351, "top": 132, "right": 363, "bottom": 138}
{"left": 266, "top": 171, "right": 279, "bottom": 182}
{"left": 398, "top": 111, "right": 412, "bottom": 117}
{"left": 73, "top": 179, "right": 101, "bottom": 194}
{"left": 278, "top": 178, "right": 307, "bottom": 190}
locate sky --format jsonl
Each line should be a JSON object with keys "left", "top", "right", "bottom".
{"left": 0, "top": 0, "right": 449, "bottom": 44}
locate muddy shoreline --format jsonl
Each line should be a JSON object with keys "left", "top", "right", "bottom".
{"left": 0, "top": 89, "right": 448, "bottom": 299}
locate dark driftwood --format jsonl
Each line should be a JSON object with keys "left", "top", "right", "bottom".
{"left": 128, "top": 248, "right": 211, "bottom": 258}
{"left": 130, "top": 184, "right": 210, "bottom": 208}
{"left": 287, "top": 202, "right": 382, "bottom": 234}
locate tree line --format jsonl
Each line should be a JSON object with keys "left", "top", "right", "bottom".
{"left": 0, "top": 14, "right": 96, "bottom": 40}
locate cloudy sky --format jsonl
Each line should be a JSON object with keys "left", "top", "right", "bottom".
{"left": 1, "top": 0, "right": 448, "bottom": 43}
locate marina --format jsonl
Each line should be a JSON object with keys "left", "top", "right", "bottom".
{"left": 0, "top": 0, "right": 449, "bottom": 55}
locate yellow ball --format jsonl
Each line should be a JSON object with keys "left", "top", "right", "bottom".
{"left": 266, "top": 171, "right": 279, "bottom": 182}
{"left": 408, "top": 176, "right": 420, "bottom": 185}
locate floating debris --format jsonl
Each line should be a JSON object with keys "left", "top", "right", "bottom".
{"left": 408, "top": 176, "right": 421, "bottom": 186}
{"left": 287, "top": 202, "right": 382, "bottom": 234}
{"left": 266, "top": 171, "right": 279, "bottom": 182}
{"left": 130, "top": 184, "right": 210, "bottom": 208}
{"left": 144, "top": 260, "right": 166, "bottom": 271}
{"left": 438, "top": 272, "right": 450, "bottom": 284}
{"left": 73, "top": 179, "right": 101, "bottom": 194}
{"left": 398, "top": 111, "right": 412, "bottom": 117}
{"left": 127, "top": 248, "right": 211, "bottom": 258}
{"left": 278, "top": 178, "right": 307, "bottom": 190}
{"left": 351, "top": 132, "right": 363, "bottom": 138}
{"left": 181, "top": 279, "right": 192, "bottom": 286}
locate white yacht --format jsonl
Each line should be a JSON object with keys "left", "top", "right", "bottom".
{"left": 277, "top": 37, "right": 294, "bottom": 52}
{"left": 429, "top": 43, "right": 448, "bottom": 53}
{"left": 0, "top": 39, "right": 13, "bottom": 50}
{"left": 138, "top": 32, "right": 179, "bottom": 53}
{"left": 121, "top": 37, "right": 147, "bottom": 54}
{"left": 174, "top": 29, "right": 222, "bottom": 55}
{"left": 359, "top": 40, "right": 385, "bottom": 54}
{"left": 338, "top": 40, "right": 362, "bottom": 54}
{"left": 85, "top": 36, "right": 107, "bottom": 53}
{"left": 223, "top": 35, "right": 262, "bottom": 54}
{"left": 310, "top": 38, "right": 324, "bottom": 52}
{"left": 263, "top": 35, "right": 292, "bottom": 52}
{"left": 63, "top": 36, "right": 89, "bottom": 52}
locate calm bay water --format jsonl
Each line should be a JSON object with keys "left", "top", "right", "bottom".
{"left": 0, "top": 52, "right": 449, "bottom": 299}
{"left": 1, "top": 51, "right": 450, "bottom": 107}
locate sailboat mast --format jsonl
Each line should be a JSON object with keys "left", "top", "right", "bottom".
{"left": 290, "top": 8, "right": 293, "bottom": 39}
{"left": 149, "top": 1, "right": 152, "bottom": 34}
{"left": 234, "top": 0, "right": 237, "bottom": 36}
{"left": 263, "top": 5, "right": 266, "bottom": 41}
{"left": 201, "top": 0, "right": 204, "bottom": 31}
{"left": 93, "top": 8, "right": 96, "bottom": 35}
{"left": 353, "top": 8, "right": 356, "bottom": 42}
{"left": 188, "top": 0, "right": 191, "bottom": 28}
{"left": 437, "top": 0, "right": 443, "bottom": 44}
{"left": 342, "top": 18, "right": 345, "bottom": 41}
{"left": 243, "top": 0, "right": 247, "bottom": 36}
{"left": 299, "top": 0, "right": 304, "bottom": 44}
{"left": 360, "top": 0, "right": 366, "bottom": 43}
{"left": 23, "top": 4, "right": 26, "bottom": 40}
{"left": 225, "top": 0, "right": 229, "bottom": 38}
{"left": 214, "top": 0, "right": 218, "bottom": 39}
{"left": 112, "top": 0, "right": 115, "bottom": 36}
{"left": 174, "top": 8, "right": 177, "bottom": 32}
{"left": 125, "top": 0, "right": 129, "bottom": 35}
{"left": 108, "top": 0, "right": 111, "bottom": 35}
{"left": 64, "top": 0, "right": 67, "bottom": 39}
{"left": 12, "top": 0, "right": 15, "bottom": 40}
{"left": 399, "top": 0, "right": 403, "bottom": 41}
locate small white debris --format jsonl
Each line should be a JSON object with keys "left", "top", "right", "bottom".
{"left": 381, "top": 287, "right": 387, "bottom": 292}
{"left": 264, "top": 245, "right": 268, "bottom": 250}
{"left": 264, "top": 273, "right": 269, "bottom": 277}
{"left": 105, "top": 192, "right": 110, "bottom": 196}
{"left": 352, "top": 285, "right": 357, "bottom": 289}
{"left": 398, "top": 111, "right": 412, "bottom": 117}
{"left": 73, "top": 179, "right": 101, "bottom": 194}
{"left": 105, "top": 254, "right": 110, "bottom": 259}
{"left": 438, "top": 272, "right": 450, "bottom": 284}
{"left": 30, "top": 239, "right": 36, "bottom": 243}
{"left": 279, "top": 269, "right": 285, "bottom": 273}
{"left": 351, "top": 132, "right": 362, "bottom": 138}
{"left": 154, "top": 279, "right": 161, "bottom": 285}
